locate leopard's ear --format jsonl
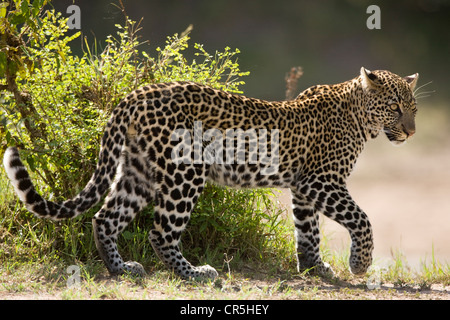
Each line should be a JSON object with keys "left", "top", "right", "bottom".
{"left": 360, "top": 67, "right": 380, "bottom": 93}
{"left": 403, "top": 73, "right": 419, "bottom": 91}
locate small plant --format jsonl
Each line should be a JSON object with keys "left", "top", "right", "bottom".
{"left": 184, "top": 185, "right": 295, "bottom": 270}
{"left": 419, "top": 245, "right": 450, "bottom": 286}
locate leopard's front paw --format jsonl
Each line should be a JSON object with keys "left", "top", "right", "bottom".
{"left": 123, "top": 261, "right": 147, "bottom": 277}
{"left": 183, "top": 264, "right": 218, "bottom": 281}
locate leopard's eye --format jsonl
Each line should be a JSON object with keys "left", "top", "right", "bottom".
{"left": 389, "top": 103, "right": 400, "bottom": 112}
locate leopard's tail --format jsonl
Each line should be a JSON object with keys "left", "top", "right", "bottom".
{"left": 3, "top": 100, "right": 131, "bottom": 220}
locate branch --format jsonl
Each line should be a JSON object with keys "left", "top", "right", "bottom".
{"left": 285, "top": 66, "right": 303, "bottom": 100}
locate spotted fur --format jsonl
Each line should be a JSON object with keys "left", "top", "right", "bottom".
{"left": 3, "top": 67, "right": 419, "bottom": 279}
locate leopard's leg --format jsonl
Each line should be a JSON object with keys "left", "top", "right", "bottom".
{"left": 148, "top": 165, "right": 218, "bottom": 281}
{"left": 92, "top": 146, "right": 152, "bottom": 277}
{"left": 292, "top": 193, "right": 334, "bottom": 275}
{"left": 314, "top": 183, "right": 374, "bottom": 275}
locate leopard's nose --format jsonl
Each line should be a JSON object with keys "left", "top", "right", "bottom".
{"left": 402, "top": 124, "right": 415, "bottom": 138}
{"left": 401, "top": 114, "right": 415, "bottom": 138}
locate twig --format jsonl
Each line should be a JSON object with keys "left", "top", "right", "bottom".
{"left": 224, "top": 253, "right": 234, "bottom": 278}
{"left": 285, "top": 66, "right": 303, "bottom": 100}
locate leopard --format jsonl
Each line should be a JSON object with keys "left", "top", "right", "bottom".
{"left": 3, "top": 67, "right": 419, "bottom": 280}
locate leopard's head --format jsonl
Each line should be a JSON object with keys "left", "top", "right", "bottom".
{"left": 360, "top": 67, "right": 419, "bottom": 145}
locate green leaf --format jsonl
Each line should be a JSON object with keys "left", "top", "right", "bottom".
{"left": 0, "top": 2, "right": 8, "bottom": 19}
{"left": 26, "top": 154, "right": 36, "bottom": 172}
{"left": 122, "top": 231, "right": 134, "bottom": 240}
{"left": 9, "top": 12, "right": 27, "bottom": 25}
{"left": 0, "top": 52, "right": 7, "bottom": 78}
{"left": 20, "top": 0, "right": 30, "bottom": 17}
{"left": 31, "top": 0, "right": 44, "bottom": 18}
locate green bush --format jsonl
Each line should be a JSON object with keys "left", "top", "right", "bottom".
{"left": 0, "top": 1, "right": 294, "bottom": 274}
{"left": 1, "top": 4, "right": 248, "bottom": 197}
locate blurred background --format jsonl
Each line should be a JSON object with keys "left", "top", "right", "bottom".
{"left": 53, "top": 0, "right": 450, "bottom": 269}
{"left": 54, "top": 0, "right": 450, "bottom": 103}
